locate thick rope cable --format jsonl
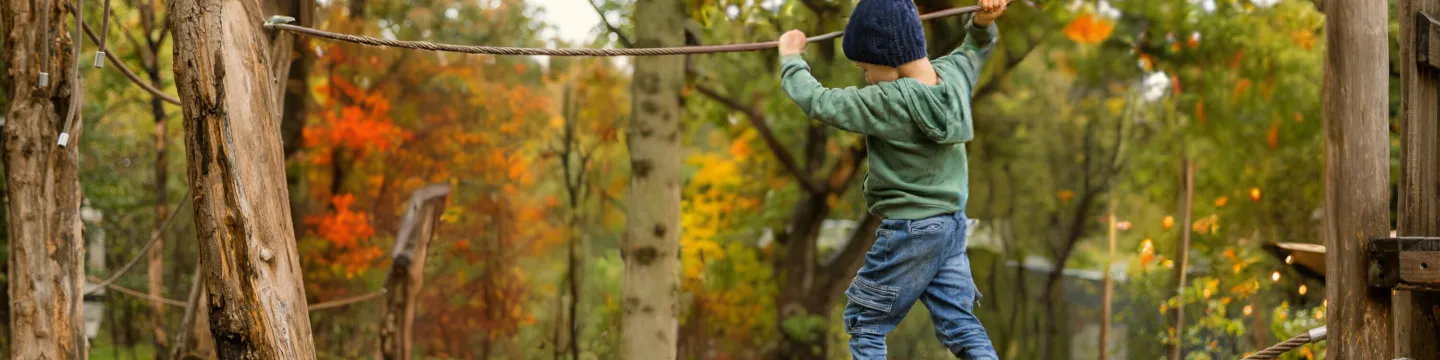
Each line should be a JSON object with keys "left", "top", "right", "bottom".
{"left": 83, "top": 190, "right": 190, "bottom": 296}
{"left": 75, "top": 15, "right": 181, "bottom": 105}
{"left": 307, "top": 289, "right": 388, "bottom": 311}
{"left": 85, "top": 275, "right": 189, "bottom": 307}
{"left": 58, "top": 0, "right": 83, "bottom": 147}
{"left": 264, "top": 5, "right": 985, "bottom": 56}
{"left": 1241, "top": 326, "right": 1326, "bottom": 360}
{"left": 94, "top": 0, "right": 112, "bottom": 68}
{"left": 40, "top": 0, "right": 53, "bottom": 86}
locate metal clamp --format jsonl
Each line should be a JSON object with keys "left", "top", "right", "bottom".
{"left": 1418, "top": 11, "right": 1440, "bottom": 70}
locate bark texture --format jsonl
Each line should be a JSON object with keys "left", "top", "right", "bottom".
{"left": 167, "top": 0, "right": 316, "bottom": 357}
{"left": 1323, "top": 0, "right": 1393, "bottom": 357}
{"left": 1395, "top": 0, "right": 1440, "bottom": 356}
{"left": 620, "top": 0, "right": 685, "bottom": 357}
{"left": 1, "top": 0, "right": 88, "bottom": 358}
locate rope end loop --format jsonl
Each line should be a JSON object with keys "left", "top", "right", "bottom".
{"left": 38, "top": 72, "right": 50, "bottom": 88}
{"left": 94, "top": 52, "right": 106, "bottom": 68}
{"left": 265, "top": 15, "right": 296, "bottom": 29}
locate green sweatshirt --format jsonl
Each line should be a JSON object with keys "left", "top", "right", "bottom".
{"left": 780, "top": 21, "right": 998, "bottom": 220}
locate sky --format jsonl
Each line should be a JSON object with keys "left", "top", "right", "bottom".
{"left": 529, "top": 0, "right": 605, "bottom": 44}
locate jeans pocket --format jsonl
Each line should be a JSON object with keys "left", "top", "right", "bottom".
{"left": 846, "top": 277, "right": 898, "bottom": 313}
{"left": 845, "top": 277, "right": 899, "bottom": 335}
{"left": 910, "top": 216, "right": 949, "bottom": 235}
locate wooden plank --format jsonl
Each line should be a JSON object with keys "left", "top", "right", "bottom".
{"left": 1399, "top": 0, "right": 1440, "bottom": 356}
{"left": 1323, "top": 0, "right": 1394, "bottom": 355}
{"left": 1399, "top": 252, "right": 1440, "bottom": 285}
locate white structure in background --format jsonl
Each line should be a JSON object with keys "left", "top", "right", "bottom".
{"left": 80, "top": 204, "right": 105, "bottom": 339}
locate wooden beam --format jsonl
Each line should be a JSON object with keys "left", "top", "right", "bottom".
{"left": 379, "top": 184, "right": 450, "bottom": 360}
{"left": 1323, "top": 0, "right": 1394, "bottom": 355}
{"left": 1398, "top": 0, "right": 1440, "bottom": 357}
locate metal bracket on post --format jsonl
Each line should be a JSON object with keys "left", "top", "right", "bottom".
{"left": 1367, "top": 237, "right": 1440, "bottom": 291}
{"left": 1419, "top": 11, "right": 1440, "bottom": 70}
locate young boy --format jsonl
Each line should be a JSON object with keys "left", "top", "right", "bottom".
{"left": 777, "top": 0, "right": 1006, "bottom": 359}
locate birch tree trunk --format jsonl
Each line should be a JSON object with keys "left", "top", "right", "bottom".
{"left": 621, "top": 0, "right": 685, "bottom": 357}
{"left": 167, "top": 0, "right": 316, "bottom": 356}
{"left": 1, "top": 0, "right": 88, "bottom": 358}
{"left": 379, "top": 184, "right": 449, "bottom": 360}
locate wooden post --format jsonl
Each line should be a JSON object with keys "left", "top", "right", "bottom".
{"left": 1100, "top": 206, "right": 1116, "bottom": 360}
{"left": 1322, "top": 0, "right": 1394, "bottom": 355}
{"left": 621, "top": 0, "right": 685, "bottom": 358}
{"left": 1396, "top": 0, "right": 1440, "bottom": 357}
{"left": 167, "top": 0, "right": 316, "bottom": 356}
{"left": 1168, "top": 159, "right": 1194, "bottom": 360}
{"left": 2, "top": 0, "right": 88, "bottom": 358}
{"left": 379, "top": 184, "right": 450, "bottom": 360}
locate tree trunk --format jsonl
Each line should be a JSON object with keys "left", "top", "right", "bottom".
{"left": 1323, "top": 0, "right": 1393, "bottom": 356}
{"left": 167, "top": 0, "right": 316, "bottom": 357}
{"left": 171, "top": 266, "right": 217, "bottom": 360}
{"left": 1, "top": 0, "right": 88, "bottom": 358}
{"left": 1395, "top": 0, "right": 1440, "bottom": 357}
{"left": 620, "top": 0, "right": 685, "bottom": 358}
{"left": 379, "top": 184, "right": 449, "bottom": 360}
{"left": 141, "top": 0, "right": 173, "bottom": 352}
{"left": 1168, "top": 159, "right": 1194, "bottom": 360}
{"left": 1099, "top": 208, "right": 1115, "bottom": 360}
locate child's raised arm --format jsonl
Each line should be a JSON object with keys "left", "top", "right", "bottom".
{"left": 777, "top": 31, "right": 911, "bottom": 137}
{"left": 934, "top": 1, "right": 1005, "bottom": 88}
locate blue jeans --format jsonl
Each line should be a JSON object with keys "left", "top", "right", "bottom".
{"left": 843, "top": 211, "right": 997, "bottom": 360}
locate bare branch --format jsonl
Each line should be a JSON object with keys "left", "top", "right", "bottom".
{"left": 588, "top": 0, "right": 634, "bottom": 48}
{"left": 692, "top": 84, "right": 823, "bottom": 193}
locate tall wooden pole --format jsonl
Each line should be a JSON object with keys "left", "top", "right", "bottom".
{"left": 1322, "top": 0, "right": 1393, "bottom": 356}
{"left": 1099, "top": 205, "right": 1116, "bottom": 360}
{"left": 1168, "top": 159, "right": 1194, "bottom": 360}
{"left": 379, "top": 184, "right": 449, "bottom": 360}
{"left": 1395, "top": 0, "right": 1440, "bottom": 357}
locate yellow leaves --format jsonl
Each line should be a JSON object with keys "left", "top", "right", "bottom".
{"left": 1192, "top": 214, "right": 1219, "bottom": 235}
{"left": 1163, "top": 216, "right": 1176, "bottom": 230}
{"left": 689, "top": 154, "right": 742, "bottom": 188}
{"left": 1214, "top": 196, "right": 1229, "bottom": 207}
{"left": 1291, "top": 30, "right": 1316, "bottom": 50}
{"left": 1243, "top": 305, "right": 1253, "bottom": 316}
{"left": 1104, "top": 98, "right": 1127, "bottom": 115}
{"left": 1250, "top": 188, "right": 1262, "bottom": 202}
{"left": 1057, "top": 189, "right": 1075, "bottom": 203}
{"left": 1063, "top": 13, "right": 1115, "bottom": 45}
{"left": 1202, "top": 278, "right": 1220, "bottom": 298}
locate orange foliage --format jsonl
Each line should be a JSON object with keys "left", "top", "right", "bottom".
{"left": 305, "top": 194, "right": 381, "bottom": 277}
{"left": 1063, "top": 13, "right": 1115, "bottom": 45}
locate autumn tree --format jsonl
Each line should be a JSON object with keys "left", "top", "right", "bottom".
{"left": 1, "top": 0, "right": 88, "bottom": 357}
{"left": 168, "top": 0, "right": 316, "bottom": 356}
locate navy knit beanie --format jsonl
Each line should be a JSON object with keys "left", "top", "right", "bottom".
{"left": 842, "top": 0, "right": 928, "bottom": 67}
